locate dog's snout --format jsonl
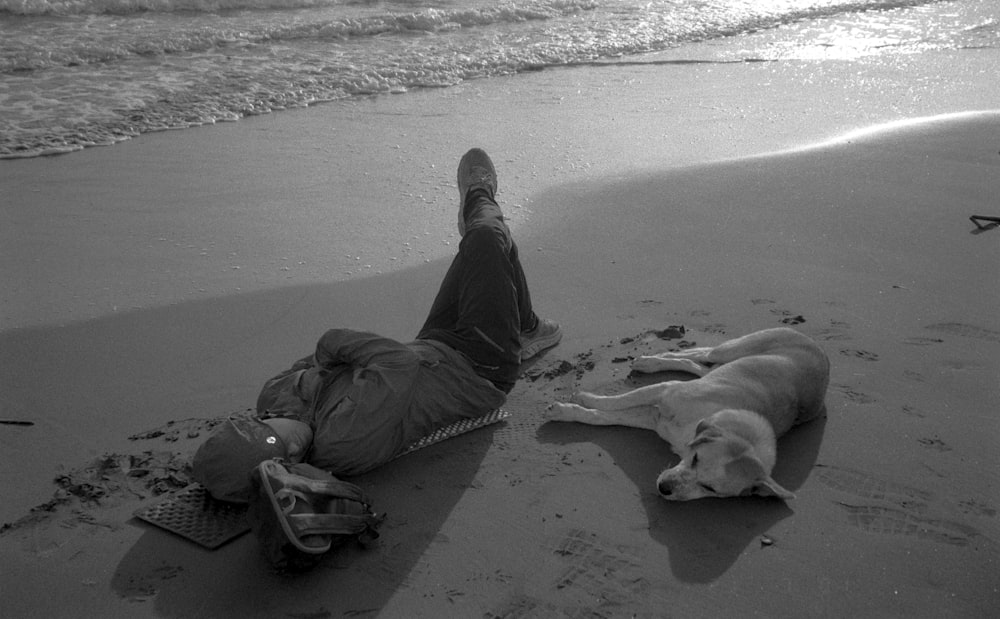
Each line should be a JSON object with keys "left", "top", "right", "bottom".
{"left": 657, "top": 480, "right": 673, "bottom": 497}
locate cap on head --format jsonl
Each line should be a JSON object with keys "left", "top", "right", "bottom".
{"left": 191, "top": 416, "right": 287, "bottom": 503}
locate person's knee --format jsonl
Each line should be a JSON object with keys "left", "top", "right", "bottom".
{"left": 461, "top": 220, "right": 512, "bottom": 256}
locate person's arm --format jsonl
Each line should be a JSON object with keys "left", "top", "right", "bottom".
{"left": 308, "top": 329, "right": 421, "bottom": 473}
{"left": 313, "top": 328, "right": 419, "bottom": 371}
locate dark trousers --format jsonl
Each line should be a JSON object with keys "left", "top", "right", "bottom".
{"left": 416, "top": 189, "right": 537, "bottom": 392}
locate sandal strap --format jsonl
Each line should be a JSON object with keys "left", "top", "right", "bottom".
{"left": 286, "top": 512, "right": 380, "bottom": 536}
{"left": 273, "top": 469, "right": 372, "bottom": 505}
{"left": 273, "top": 487, "right": 312, "bottom": 516}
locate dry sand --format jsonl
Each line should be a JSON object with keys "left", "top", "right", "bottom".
{"left": 2, "top": 40, "right": 999, "bottom": 618}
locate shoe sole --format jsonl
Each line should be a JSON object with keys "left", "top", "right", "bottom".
{"left": 521, "top": 331, "right": 562, "bottom": 360}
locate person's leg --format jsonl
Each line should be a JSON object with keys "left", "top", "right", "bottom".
{"left": 418, "top": 149, "right": 561, "bottom": 390}
{"left": 417, "top": 188, "right": 528, "bottom": 391}
{"left": 455, "top": 149, "right": 560, "bottom": 360}
{"left": 507, "top": 238, "right": 537, "bottom": 333}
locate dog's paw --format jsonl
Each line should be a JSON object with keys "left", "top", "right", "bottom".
{"left": 544, "top": 402, "right": 584, "bottom": 421}
{"left": 543, "top": 402, "right": 566, "bottom": 420}
{"left": 569, "top": 391, "right": 600, "bottom": 407}
{"left": 631, "top": 355, "right": 663, "bottom": 374}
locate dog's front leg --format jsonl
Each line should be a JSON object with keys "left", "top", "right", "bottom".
{"left": 571, "top": 383, "right": 672, "bottom": 411}
{"left": 545, "top": 402, "right": 658, "bottom": 431}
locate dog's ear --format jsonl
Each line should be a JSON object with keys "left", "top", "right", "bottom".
{"left": 748, "top": 476, "right": 796, "bottom": 500}
{"left": 728, "top": 456, "right": 796, "bottom": 500}
{"left": 690, "top": 420, "right": 722, "bottom": 447}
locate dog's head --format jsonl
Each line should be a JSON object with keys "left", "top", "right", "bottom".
{"left": 656, "top": 417, "right": 794, "bottom": 501}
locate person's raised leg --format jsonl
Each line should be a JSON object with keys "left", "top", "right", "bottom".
{"left": 417, "top": 149, "right": 561, "bottom": 390}
{"left": 454, "top": 148, "right": 561, "bottom": 360}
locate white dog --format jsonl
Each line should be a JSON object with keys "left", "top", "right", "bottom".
{"left": 545, "top": 327, "right": 829, "bottom": 500}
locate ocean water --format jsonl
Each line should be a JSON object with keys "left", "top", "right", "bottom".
{"left": 1, "top": 0, "right": 995, "bottom": 159}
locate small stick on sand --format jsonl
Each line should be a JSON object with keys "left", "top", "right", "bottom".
{"left": 969, "top": 215, "right": 1000, "bottom": 231}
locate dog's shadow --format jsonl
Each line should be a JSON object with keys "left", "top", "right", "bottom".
{"left": 536, "top": 372, "right": 827, "bottom": 584}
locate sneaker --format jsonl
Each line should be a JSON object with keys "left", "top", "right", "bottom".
{"left": 457, "top": 148, "right": 498, "bottom": 204}
{"left": 520, "top": 317, "right": 562, "bottom": 360}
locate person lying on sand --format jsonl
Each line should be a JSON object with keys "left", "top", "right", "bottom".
{"left": 192, "top": 148, "right": 561, "bottom": 502}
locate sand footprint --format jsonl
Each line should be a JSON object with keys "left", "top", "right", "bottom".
{"left": 814, "top": 330, "right": 851, "bottom": 342}
{"left": 489, "top": 529, "right": 647, "bottom": 617}
{"left": 815, "top": 464, "right": 990, "bottom": 548}
{"left": 839, "top": 348, "right": 879, "bottom": 361}
{"left": 485, "top": 596, "right": 557, "bottom": 619}
{"left": 550, "top": 529, "right": 646, "bottom": 598}
{"left": 769, "top": 308, "right": 806, "bottom": 325}
{"left": 831, "top": 383, "right": 877, "bottom": 405}
{"left": 900, "top": 404, "right": 928, "bottom": 418}
{"left": 902, "top": 369, "right": 925, "bottom": 383}
{"left": 925, "top": 322, "right": 1000, "bottom": 343}
{"left": 903, "top": 336, "right": 944, "bottom": 346}
{"left": 119, "top": 563, "right": 185, "bottom": 602}
{"left": 917, "top": 437, "right": 952, "bottom": 452}
{"left": 958, "top": 499, "right": 998, "bottom": 518}
{"left": 815, "top": 464, "right": 932, "bottom": 510}
{"left": 810, "top": 319, "right": 852, "bottom": 342}
{"left": 835, "top": 504, "right": 980, "bottom": 547}
{"left": 700, "top": 323, "right": 728, "bottom": 335}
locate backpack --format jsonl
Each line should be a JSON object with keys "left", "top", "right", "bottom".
{"left": 247, "top": 459, "right": 382, "bottom": 571}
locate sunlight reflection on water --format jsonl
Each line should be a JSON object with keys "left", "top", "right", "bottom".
{"left": 736, "top": 2, "right": 996, "bottom": 60}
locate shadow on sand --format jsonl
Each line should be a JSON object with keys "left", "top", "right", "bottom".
{"left": 0, "top": 255, "right": 509, "bottom": 616}
{"left": 111, "top": 426, "right": 499, "bottom": 617}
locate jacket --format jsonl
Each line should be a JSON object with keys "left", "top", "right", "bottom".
{"left": 255, "top": 329, "right": 507, "bottom": 476}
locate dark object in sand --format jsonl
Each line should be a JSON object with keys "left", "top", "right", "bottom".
{"left": 654, "top": 325, "right": 686, "bottom": 340}
{"left": 970, "top": 215, "right": 1000, "bottom": 234}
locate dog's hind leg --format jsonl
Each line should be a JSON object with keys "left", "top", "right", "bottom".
{"left": 698, "top": 327, "right": 806, "bottom": 365}
{"left": 637, "top": 328, "right": 806, "bottom": 369}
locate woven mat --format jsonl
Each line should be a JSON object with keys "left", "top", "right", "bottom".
{"left": 134, "top": 408, "right": 510, "bottom": 548}
{"left": 394, "top": 408, "right": 510, "bottom": 459}
{"left": 133, "top": 483, "right": 250, "bottom": 549}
